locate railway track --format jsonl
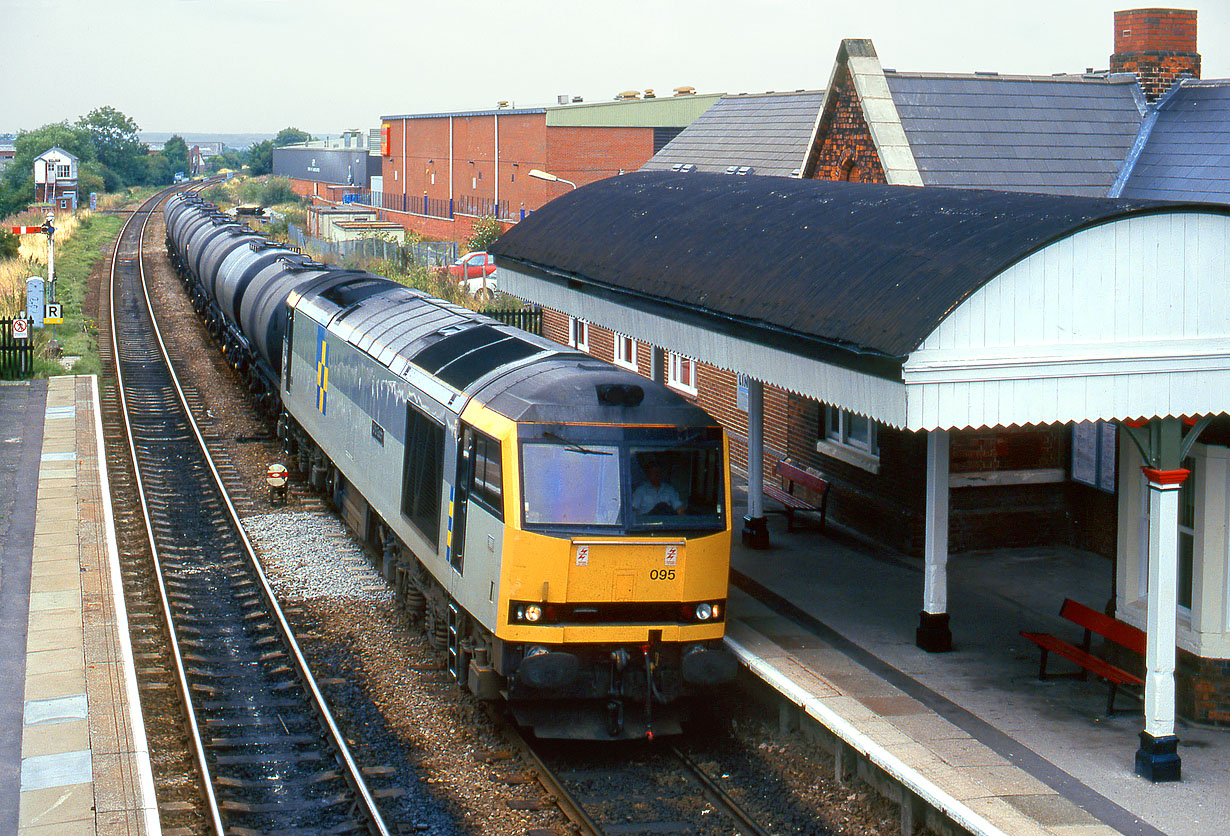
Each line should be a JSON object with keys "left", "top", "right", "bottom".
{"left": 511, "top": 724, "right": 776, "bottom": 836}
{"left": 102, "top": 185, "right": 393, "bottom": 835}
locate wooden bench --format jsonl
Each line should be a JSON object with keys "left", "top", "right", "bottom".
{"left": 763, "top": 460, "right": 829, "bottom": 533}
{"left": 1020, "top": 598, "right": 1146, "bottom": 715}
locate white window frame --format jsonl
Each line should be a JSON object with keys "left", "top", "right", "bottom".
{"left": 568, "top": 316, "right": 589, "bottom": 352}
{"left": 817, "top": 405, "right": 880, "bottom": 472}
{"left": 56, "top": 164, "right": 71, "bottom": 178}
{"left": 667, "top": 352, "right": 697, "bottom": 395}
{"left": 613, "top": 332, "right": 637, "bottom": 370}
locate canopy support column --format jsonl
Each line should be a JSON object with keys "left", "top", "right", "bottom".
{"left": 742, "top": 378, "right": 769, "bottom": 549}
{"left": 1137, "top": 466, "right": 1186, "bottom": 781}
{"left": 917, "top": 429, "right": 952, "bottom": 652}
{"left": 1121, "top": 414, "right": 1210, "bottom": 782}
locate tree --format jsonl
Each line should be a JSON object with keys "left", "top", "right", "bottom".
{"left": 207, "top": 149, "right": 243, "bottom": 173}
{"left": 272, "top": 127, "right": 312, "bottom": 147}
{"left": 247, "top": 140, "right": 273, "bottom": 176}
{"left": 466, "top": 215, "right": 503, "bottom": 253}
{"left": 0, "top": 122, "right": 97, "bottom": 217}
{"left": 161, "top": 135, "right": 189, "bottom": 181}
{"left": 77, "top": 162, "right": 107, "bottom": 205}
{"left": 76, "top": 106, "right": 146, "bottom": 187}
{"left": 144, "top": 154, "right": 172, "bottom": 186}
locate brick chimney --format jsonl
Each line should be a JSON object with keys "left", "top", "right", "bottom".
{"left": 1110, "top": 8, "right": 1200, "bottom": 102}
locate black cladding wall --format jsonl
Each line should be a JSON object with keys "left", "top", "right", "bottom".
{"left": 273, "top": 147, "right": 381, "bottom": 187}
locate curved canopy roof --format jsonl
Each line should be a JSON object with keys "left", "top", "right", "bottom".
{"left": 492, "top": 172, "right": 1212, "bottom": 363}
{"left": 493, "top": 172, "right": 1230, "bottom": 430}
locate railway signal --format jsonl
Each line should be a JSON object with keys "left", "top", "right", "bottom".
{"left": 9, "top": 216, "right": 56, "bottom": 303}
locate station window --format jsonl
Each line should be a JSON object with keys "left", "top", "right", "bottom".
{"left": 1071, "top": 420, "right": 1116, "bottom": 493}
{"left": 820, "top": 406, "right": 879, "bottom": 459}
{"left": 614, "top": 333, "right": 637, "bottom": 370}
{"left": 668, "top": 352, "right": 697, "bottom": 395}
{"left": 57, "top": 164, "right": 71, "bottom": 178}
{"left": 402, "top": 405, "right": 443, "bottom": 547}
{"left": 568, "top": 317, "right": 589, "bottom": 352}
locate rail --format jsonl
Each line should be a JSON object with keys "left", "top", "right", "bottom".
{"left": 110, "top": 182, "right": 392, "bottom": 835}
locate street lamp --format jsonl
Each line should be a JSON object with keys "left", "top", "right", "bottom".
{"left": 528, "top": 168, "right": 577, "bottom": 190}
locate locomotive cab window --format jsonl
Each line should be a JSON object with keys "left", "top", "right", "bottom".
{"left": 402, "top": 404, "right": 444, "bottom": 547}
{"left": 628, "top": 445, "right": 723, "bottom": 531}
{"left": 461, "top": 427, "right": 503, "bottom": 519}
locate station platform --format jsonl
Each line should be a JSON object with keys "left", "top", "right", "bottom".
{"left": 726, "top": 484, "right": 1228, "bottom": 836}
{"left": 0, "top": 376, "right": 158, "bottom": 836}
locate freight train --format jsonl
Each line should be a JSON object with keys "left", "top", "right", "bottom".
{"left": 162, "top": 191, "right": 737, "bottom": 738}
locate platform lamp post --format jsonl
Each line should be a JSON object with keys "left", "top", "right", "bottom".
{"left": 528, "top": 168, "right": 577, "bottom": 190}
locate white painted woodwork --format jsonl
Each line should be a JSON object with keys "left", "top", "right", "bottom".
{"left": 1144, "top": 477, "right": 1182, "bottom": 739}
{"left": 924, "top": 430, "right": 950, "bottom": 615}
{"left": 905, "top": 212, "right": 1230, "bottom": 430}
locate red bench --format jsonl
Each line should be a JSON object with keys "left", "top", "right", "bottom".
{"left": 764, "top": 460, "right": 829, "bottom": 533}
{"left": 1020, "top": 598, "right": 1145, "bottom": 716}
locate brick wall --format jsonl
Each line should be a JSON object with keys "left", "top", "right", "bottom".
{"left": 806, "top": 64, "right": 887, "bottom": 183}
{"left": 381, "top": 113, "right": 658, "bottom": 244}
{"left": 1110, "top": 8, "right": 1200, "bottom": 101}
{"left": 1178, "top": 648, "right": 1230, "bottom": 726}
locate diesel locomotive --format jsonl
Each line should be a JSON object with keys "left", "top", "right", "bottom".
{"left": 163, "top": 191, "right": 737, "bottom": 738}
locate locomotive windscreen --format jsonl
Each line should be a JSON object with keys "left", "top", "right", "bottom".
{"left": 519, "top": 426, "right": 725, "bottom": 533}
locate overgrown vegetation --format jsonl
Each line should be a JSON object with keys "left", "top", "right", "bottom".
{"left": 0, "top": 210, "right": 123, "bottom": 377}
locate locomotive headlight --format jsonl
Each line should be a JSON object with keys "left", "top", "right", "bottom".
{"left": 695, "top": 602, "right": 713, "bottom": 621}
{"left": 524, "top": 604, "right": 543, "bottom": 623}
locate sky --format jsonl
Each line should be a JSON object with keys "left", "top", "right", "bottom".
{"left": 2, "top": 0, "right": 1229, "bottom": 136}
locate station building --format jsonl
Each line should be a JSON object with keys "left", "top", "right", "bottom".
{"left": 495, "top": 8, "right": 1230, "bottom": 734}
{"left": 374, "top": 91, "right": 721, "bottom": 244}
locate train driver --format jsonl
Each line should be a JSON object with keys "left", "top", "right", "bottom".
{"left": 631, "top": 460, "right": 685, "bottom": 516}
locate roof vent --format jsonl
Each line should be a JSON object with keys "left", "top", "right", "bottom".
{"left": 572, "top": 96, "right": 584, "bottom": 103}
{"left": 643, "top": 89, "right": 655, "bottom": 98}
{"left": 557, "top": 94, "right": 569, "bottom": 105}
{"left": 615, "top": 90, "right": 641, "bottom": 100}
{"left": 670, "top": 163, "right": 696, "bottom": 173}
{"left": 673, "top": 86, "right": 696, "bottom": 96}
{"left": 497, "top": 100, "right": 511, "bottom": 108}
{"left": 596, "top": 383, "right": 644, "bottom": 407}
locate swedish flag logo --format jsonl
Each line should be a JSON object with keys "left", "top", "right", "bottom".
{"left": 315, "top": 324, "right": 328, "bottom": 415}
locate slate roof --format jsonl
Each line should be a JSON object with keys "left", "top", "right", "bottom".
{"left": 1119, "top": 80, "right": 1230, "bottom": 203}
{"left": 885, "top": 73, "right": 1144, "bottom": 197}
{"left": 491, "top": 172, "right": 1214, "bottom": 371}
{"left": 640, "top": 92, "right": 823, "bottom": 178}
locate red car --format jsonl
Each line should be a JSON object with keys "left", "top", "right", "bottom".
{"left": 447, "top": 251, "right": 497, "bottom": 280}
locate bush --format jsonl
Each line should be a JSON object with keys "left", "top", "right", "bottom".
{"left": 262, "top": 177, "right": 298, "bottom": 206}
{"left": 466, "top": 215, "right": 502, "bottom": 253}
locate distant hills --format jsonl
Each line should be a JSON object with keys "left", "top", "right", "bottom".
{"left": 140, "top": 132, "right": 275, "bottom": 150}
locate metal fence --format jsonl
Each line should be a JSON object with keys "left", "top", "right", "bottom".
{"left": 288, "top": 225, "right": 458, "bottom": 267}
{"left": 352, "top": 190, "right": 533, "bottom": 223}
{"left": 0, "top": 318, "right": 35, "bottom": 379}
{"left": 486, "top": 308, "right": 542, "bottom": 335}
